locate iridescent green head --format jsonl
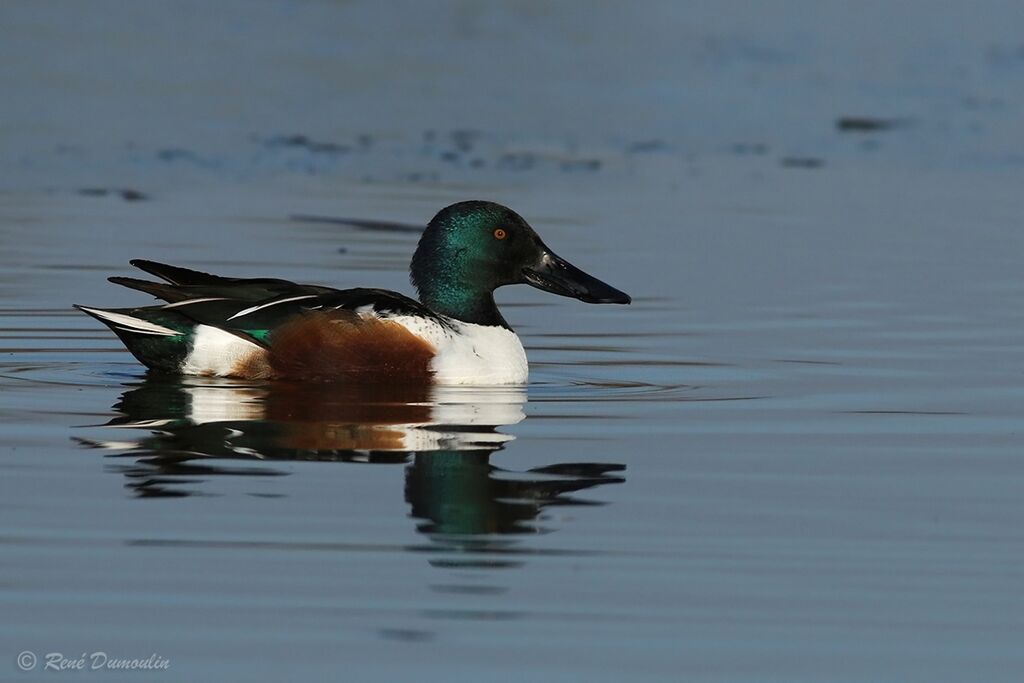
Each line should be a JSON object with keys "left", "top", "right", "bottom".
{"left": 410, "top": 201, "right": 630, "bottom": 327}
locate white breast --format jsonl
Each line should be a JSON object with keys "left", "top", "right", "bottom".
{"left": 387, "top": 316, "right": 529, "bottom": 385}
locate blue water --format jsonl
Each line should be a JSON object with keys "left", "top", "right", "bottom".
{"left": 2, "top": 2, "right": 1024, "bottom": 681}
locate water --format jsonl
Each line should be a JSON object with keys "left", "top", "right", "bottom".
{"left": 3, "top": 2, "right": 1024, "bottom": 681}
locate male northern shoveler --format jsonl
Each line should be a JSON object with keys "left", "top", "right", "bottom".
{"left": 76, "top": 201, "right": 630, "bottom": 384}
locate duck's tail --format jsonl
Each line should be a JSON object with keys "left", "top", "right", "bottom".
{"left": 74, "top": 304, "right": 194, "bottom": 372}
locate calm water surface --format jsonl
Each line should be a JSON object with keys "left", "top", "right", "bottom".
{"left": 2, "top": 2, "right": 1024, "bottom": 681}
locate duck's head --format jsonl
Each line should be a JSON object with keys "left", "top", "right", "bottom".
{"left": 411, "top": 201, "right": 630, "bottom": 327}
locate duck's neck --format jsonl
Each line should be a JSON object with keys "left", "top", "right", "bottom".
{"left": 418, "top": 284, "right": 509, "bottom": 328}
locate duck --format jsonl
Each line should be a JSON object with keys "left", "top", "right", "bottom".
{"left": 76, "top": 200, "right": 630, "bottom": 384}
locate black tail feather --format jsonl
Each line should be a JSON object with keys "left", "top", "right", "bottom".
{"left": 108, "top": 277, "right": 191, "bottom": 302}
{"left": 129, "top": 259, "right": 229, "bottom": 286}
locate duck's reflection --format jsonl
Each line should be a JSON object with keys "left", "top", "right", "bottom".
{"left": 80, "top": 379, "right": 624, "bottom": 547}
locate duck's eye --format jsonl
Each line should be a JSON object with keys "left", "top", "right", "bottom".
{"left": 493, "top": 228, "right": 507, "bottom": 240}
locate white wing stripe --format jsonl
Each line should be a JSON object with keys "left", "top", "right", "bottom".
{"left": 112, "top": 325, "right": 174, "bottom": 337}
{"left": 162, "top": 297, "right": 229, "bottom": 309}
{"left": 226, "top": 295, "right": 318, "bottom": 321}
{"left": 78, "top": 306, "right": 178, "bottom": 336}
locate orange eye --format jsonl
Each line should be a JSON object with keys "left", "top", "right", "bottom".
{"left": 493, "top": 228, "right": 507, "bottom": 240}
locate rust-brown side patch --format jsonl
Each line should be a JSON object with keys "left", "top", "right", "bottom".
{"left": 229, "top": 347, "right": 274, "bottom": 380}
{"left": 266, "top": 310, "right": 436, "bottom": 382}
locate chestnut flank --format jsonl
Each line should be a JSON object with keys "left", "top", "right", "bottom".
{"left": 264, "top": 310, "right": 436, "bottom": 382}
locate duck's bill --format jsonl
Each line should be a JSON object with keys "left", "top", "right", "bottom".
{"left": 522, "top": 251, "right": 631, "bottom": 304}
